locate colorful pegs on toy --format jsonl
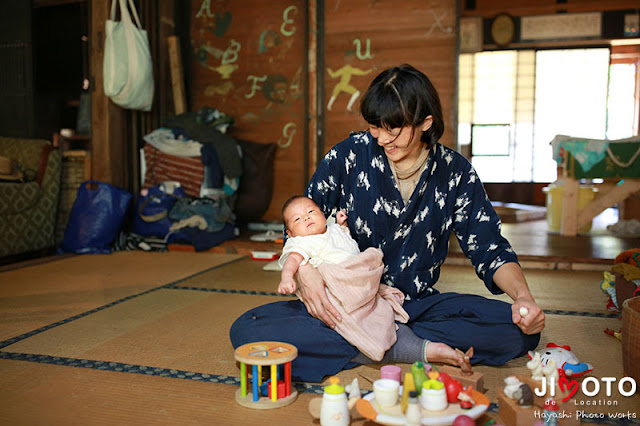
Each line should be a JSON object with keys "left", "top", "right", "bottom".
{"left": 234, "top": 341, "right": 298, "bottom": 409}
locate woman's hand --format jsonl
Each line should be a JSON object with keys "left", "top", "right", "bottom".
{"left": 493, "top": 262, "right": 545, "bottom": 335}
{"left": 296, "top": 263, "right": 342, "bottom": 328}
{"left": 512, "top": 298, "right": 545, "bottom": 335}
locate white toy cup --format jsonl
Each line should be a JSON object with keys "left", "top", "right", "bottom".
{"left": 373, "top": 379, "right": 399, "bottom": 408}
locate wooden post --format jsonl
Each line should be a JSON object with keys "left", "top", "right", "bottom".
{"left": 285, "top": 362, "right": 291, "bottom": 397}
{"left": 270, "top": 364, "right": 278, "bottom": 401}
{"left": 252, "top": 365, "right": 259, "bottom": 402}
{"left": 167, "top": 35, "right": 186, "bottom": 115}
{"left": 240, "top": 362, "right": 247, "bottom": 397}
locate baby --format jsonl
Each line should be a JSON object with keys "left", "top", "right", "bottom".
{"left": 278, "top": 195, "right": 358, "bottom": 293}
{"left": 277, "top": 195, "right": 409, "bottom": 361}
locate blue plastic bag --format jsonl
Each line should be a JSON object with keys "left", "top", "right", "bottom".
{"left": 60, "top": 180, "right": 132, "bottom": 254}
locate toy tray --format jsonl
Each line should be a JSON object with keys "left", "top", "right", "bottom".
{"left": 357, "top": 386, "right": 489, "bottom": 426}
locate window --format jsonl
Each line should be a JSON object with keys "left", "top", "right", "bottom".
{"left": 458, "top": 48, "right": 637, "bottom": 183}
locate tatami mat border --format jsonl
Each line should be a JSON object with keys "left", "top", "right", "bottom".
{"left": 169, "top": 285, "right": 296, "bottom": 298}
{"left": 0, "top": 350, "right": 323, "bottom": 395}
{"left": 167, "top": 285, "right": 622, "bottom": 319}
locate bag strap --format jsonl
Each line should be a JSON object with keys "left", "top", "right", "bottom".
{"left": 126, "top": 0, "right": 143, "bottom": 29}
{"left": 111, "top": 0, "right": 143, "bottom": 29}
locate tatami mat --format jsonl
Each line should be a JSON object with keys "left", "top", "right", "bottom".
{"left": 173, "top": 257, "right": 611, "bottom": 314}
{"left": 1, "top": 252, "right": 637, "bottom": 424}
{"left": 0, "top": 252, "right": 242, "bottom": 342}
{"left": 0, "top": 359, "right": 319, "bottom": 425}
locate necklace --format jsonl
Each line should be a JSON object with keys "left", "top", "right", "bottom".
{"left": 393, "top": 147, "right": 430, "bottom": 180}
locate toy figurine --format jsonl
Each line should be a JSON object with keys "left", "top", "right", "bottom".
{"left": 455, "top": 347, "right": 474, "bottom": 376}
{"left": 513, "top": 383, "right": 533, "bottom": 408}
{"left": 537, "top": 343, "right": 593, "bottom": 378}
{"left": 541, "top": 359, "right": 560, "bottom": 383}
{"left": 458, "top": 386, "right": 474, "bottom": 410}
{"left": 526, "top": 351, "right": 544, "bottom": 380}
{"left": 503, "top": 376, "right": 522, "bottom": 399}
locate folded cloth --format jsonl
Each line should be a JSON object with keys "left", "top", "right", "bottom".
{"left": 612, "top": 262, "right": 640, "bottom": 282}
{"left": 296, "top": 247, "right": 409, "bottom": 361}
{"left": 614, "top": 248, "right": 640, "bottom": 267}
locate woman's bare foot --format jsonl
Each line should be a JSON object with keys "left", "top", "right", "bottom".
{"left": 426, "top": 342, "right": 474, "bottom": 373}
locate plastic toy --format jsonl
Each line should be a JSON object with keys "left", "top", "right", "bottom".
{"left": 320, "top": 377, "right": 350, "bottom": 426}
{"left": 234, "top": 341, "right": 298, "bottom": 409}
{"left": 533, "top": 343, "right": 593, "bottom": 378}
{"left": 420, "top": 371, "right": 447, "bottom": 411}
{"left": 308, "top": 377, "right": 360, "bottom": 423}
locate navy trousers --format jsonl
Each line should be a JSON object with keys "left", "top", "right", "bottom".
{"left": 229, "top": 292, "right": 540, "bottom": 383}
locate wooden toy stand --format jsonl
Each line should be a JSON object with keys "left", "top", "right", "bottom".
{"left": 498, "top": 375, "right": 579, "bottom": 426}
{"left": 234, "top": 341, "right": 298, "bottom": 409}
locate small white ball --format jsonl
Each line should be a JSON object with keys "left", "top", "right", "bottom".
{"left": 519, "top": 307, "right": 529, "bottom": 317}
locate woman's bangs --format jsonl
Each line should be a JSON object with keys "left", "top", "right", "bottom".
{"left": 362, "top": 87, "right": 407, "bottom": 130}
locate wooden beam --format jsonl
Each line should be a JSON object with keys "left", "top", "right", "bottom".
{"left": 577, "top": 180, "right": 640, "bottom": 229}
{"left": 167, "top": 35, "right": 186, "bottom": 115}
{"left": 560, "top": 177, "right": 579, "bottom": 236}
{"left": 90, "top": 0, "right": 126, "bottom": 186}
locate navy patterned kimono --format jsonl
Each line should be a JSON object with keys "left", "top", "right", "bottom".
{"left": 230, "top": 132, "right": 539, "bottom": 382}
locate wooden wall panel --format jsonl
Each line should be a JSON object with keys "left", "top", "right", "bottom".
{"left": 190, "top": 0, "right": 307, "bottom": 221}
{"left": 322, "top": 0, "right": 457, "bottom": 155}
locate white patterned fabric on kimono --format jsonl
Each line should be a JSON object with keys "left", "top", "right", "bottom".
{"left": 306, "top": 131, "right": 518, "bottom": 302}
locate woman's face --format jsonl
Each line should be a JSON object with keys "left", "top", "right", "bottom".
{"left": 369, "top": 116, "right": 433, "bottom": 165}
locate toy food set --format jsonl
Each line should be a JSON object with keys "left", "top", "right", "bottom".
{"left": 355, "top": 361, "right": 489, "bottom": 425}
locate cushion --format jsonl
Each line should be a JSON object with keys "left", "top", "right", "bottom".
{"left": 235, "top": 139, "right": 277, "bottom": 223}
{"left": 0, "top": 181, "right": 41, "bottom": 215}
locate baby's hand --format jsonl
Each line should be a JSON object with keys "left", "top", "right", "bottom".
{"left": 278, "top": 278, "right": 297, "bottom": 294}
{"left": 336, "top": 209, "right": 348, "bottom": 226}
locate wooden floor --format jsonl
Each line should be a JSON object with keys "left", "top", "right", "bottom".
{"left": 218, "top": 208, "right": 640, "bottom": 272}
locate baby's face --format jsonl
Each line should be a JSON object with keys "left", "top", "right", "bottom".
{"left": 284, "top": 198, "right": 327, "bottom": 237}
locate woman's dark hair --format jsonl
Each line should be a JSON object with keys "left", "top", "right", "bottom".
{"left": 360, "top": 64, "right": 444, "bottom": 148}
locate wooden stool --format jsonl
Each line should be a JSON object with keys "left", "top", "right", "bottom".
{"left": 234, "top": 341, "right": 298, "bottom": 409}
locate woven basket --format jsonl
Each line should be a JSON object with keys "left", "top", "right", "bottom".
{"left": 622, "top": 296, "right": 640, "bottom": 382}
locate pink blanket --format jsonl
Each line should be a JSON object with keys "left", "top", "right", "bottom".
{"left": 296, "top": 247, "right": 408, "bottom": 361}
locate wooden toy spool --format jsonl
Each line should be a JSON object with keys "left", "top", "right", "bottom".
{"left": 234, "top": 341, "right": 298, "bottom": 409}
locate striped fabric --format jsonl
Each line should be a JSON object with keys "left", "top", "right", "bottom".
{"left": 143, "top": 144, "right": 204, "bottom": 197}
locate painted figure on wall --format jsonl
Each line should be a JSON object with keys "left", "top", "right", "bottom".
{"left": 326, "top": 65, "right": 375, "bottom": 111}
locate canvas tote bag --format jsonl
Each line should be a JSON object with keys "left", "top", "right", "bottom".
{"left": 103, "top": 0, "right": 154, "bottom": 111}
